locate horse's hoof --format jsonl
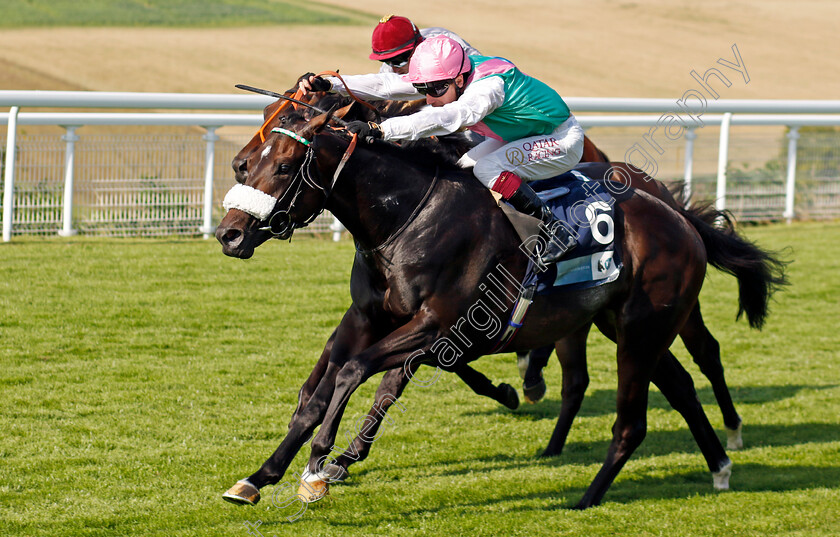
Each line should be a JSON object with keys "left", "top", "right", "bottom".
{"left": 726, "top": 423, "right": 743, "bottom": 450}
{"left": 222, "top": 479, "right": 261, "bottom": 505}
{"left": 322, "top": 463, "right": 349, "bottom": 483}
{"left": 498, "top": 383, "right": 520, "bottom": 410}
{"left": 297, "top": 478, "right": 329, "bottom": 503}
{"left": 523, "top": 377, "right": 546, "bottom": 403}
{"left": 713, "top": 459, "right": 733, "bottom": 490}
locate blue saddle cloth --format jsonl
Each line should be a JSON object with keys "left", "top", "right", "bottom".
{"left": 522, "top": 162, "right": 622, "bottom": 293}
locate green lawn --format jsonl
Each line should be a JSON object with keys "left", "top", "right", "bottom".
{"left": 0, "top": 0, "right": 371, "bottom": 28}
{"left": 1, "top": 222, "right": 838, "bottom": 536}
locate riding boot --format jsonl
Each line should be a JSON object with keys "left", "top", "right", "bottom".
{"left": 504, "top": 177, "right": 577, "bottom": 266}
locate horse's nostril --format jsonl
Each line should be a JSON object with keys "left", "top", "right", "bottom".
{"left": 223, "top": 229, "right": 241, "bottom": 245}
{"left": 216, "top": 226, "right": 242, "bottom": 247}
{"left": 233, "top": 160, "right": 248, "bottom": 183}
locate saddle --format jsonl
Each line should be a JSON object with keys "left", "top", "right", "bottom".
{"left": 494, "top": 162, "right": 622, "bottom": 293}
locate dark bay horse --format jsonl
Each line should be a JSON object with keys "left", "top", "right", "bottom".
{"left": 215, "top": 106, "right": 783, "bottom": 509}
{"left": 230, "top": 91, "right": 774, "bottom": 488}
{"left": 230, "top": 90, "right": 613, "bottom": 415}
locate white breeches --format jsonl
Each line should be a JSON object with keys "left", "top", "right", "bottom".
{"left": 458, "top": 115, "right": 585, "bottom": 189}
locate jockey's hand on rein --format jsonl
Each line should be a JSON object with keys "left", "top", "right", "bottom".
{"left": 297, "top": 72, "right": 332, "bottom": 93}
{"left": 346, "top": 121, "right": 383, "bottom": 144}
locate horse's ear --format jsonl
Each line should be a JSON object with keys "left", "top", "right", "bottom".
{"left": 304, "top": 105, "right": 338, "bottom": 137}
{"left": 335, "top": 102, "right": 358, "bottom": 120}
{"left": 339, "top": 100, "right": 382, "bottom": 123}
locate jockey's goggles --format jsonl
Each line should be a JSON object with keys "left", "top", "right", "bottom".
{"left": 412, "top": 79, "right": 453, "bottom": 98}
{"left": 382, "top": 51, "right": 412, "bottom": 68}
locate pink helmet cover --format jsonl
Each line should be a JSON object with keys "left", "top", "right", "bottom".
{"left": 407, "top": 35, "right": 471, "bottom": 83}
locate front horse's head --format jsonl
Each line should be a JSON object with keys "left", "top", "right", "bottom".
{"left": 216, "top": 109, "right": 345, "bottom": 258}
{"left": 231, "top": 91, "right": 353, "bottom": 184}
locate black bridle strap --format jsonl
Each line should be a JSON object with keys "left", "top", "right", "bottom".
{"left": 259, "top": 130, "right": 359, "bottom": 236}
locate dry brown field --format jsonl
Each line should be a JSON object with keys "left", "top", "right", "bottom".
{"left": 0, "top": 0, "right": 837, "bottom": 99}
{"left": 1, "top": 1, "right": 835, "bottom": 181}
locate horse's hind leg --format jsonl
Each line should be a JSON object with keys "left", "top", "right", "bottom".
{"left": 576, "top": 295, "right": 707, "bottom": 509}
{"left": 454, "top": 363, "right": 520, "bottom": 410}
{"left": 575, "top": 338, "right": 656, "bottom": 509}
{"left": 522, "top": 344, "right": 554, "bottom": 403}
{"left": 576, "top": 320, "right": 731, "bottom": 509}
{"left": 651, "top": 350, "right": 732, "bottom": 489}
{"left": 680, "top": 303, "right": 743, "bottom": 449}
{"left": 541, "top": 323, "right": 592, "bottom": 457}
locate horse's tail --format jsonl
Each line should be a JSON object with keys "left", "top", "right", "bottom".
{"left": 678, "top": 202, "right": 789, "bottom": 329}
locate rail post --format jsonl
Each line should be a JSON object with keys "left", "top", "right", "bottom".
{"left": 715, "top": 112, "right": 732, "bottom": 212}
{"left": 783, "top": 127, "right": 800, "bottom": 223}
{"left": 201, "top": 127, "right": 219, "bottom": 239}
{"left": 683, "top": 128, "right": 697, "bottom": 205}
{"left": 58, "top": 126, "right": 80, "bottom": 237}
{"left": 2, "top": 106, "right": 20, "bottom": 242}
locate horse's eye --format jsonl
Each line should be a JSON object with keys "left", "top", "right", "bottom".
{"left": 279, "top": 163, "right": 292, "bottom": 175}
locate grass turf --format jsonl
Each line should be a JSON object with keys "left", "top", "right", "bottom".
{"left": 1, "top": 221, "right": 838, "bottom": 536}
{"left": 0, "top": 0, "right": 372, "bottom": 28}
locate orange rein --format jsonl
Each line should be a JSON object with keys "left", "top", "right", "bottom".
{"left": 256, "top": 88, "right": 305, "bottom": 143}
{"left": 254, "top": 71, "right": 372, "bottom": 175}
{"left": 316, "top": 70, "right": 380, "bottom": 120}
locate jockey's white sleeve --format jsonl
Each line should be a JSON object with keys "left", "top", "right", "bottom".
{"left": 326, "top": 72, "right": 419, "bottom": 101}
{"left": 379, "top": 77, "right": 505, "bottom": 141}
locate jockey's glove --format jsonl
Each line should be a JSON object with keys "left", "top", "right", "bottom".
{"left": 297, "top": 72, "right": 332, "bottom": 92}
{"left": 346, "top": 121, "right": 383, "bottom": 144}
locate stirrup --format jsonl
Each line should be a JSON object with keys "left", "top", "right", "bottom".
{"left": 537, "top": 221, "right": 576, "bottom": 266}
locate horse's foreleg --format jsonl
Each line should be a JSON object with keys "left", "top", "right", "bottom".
{"left": 223, "top": 306, "right": 375, "bottom": 505}
{"left": 329, "top": 366, "right": 413, "bottom": 478}
{"left": 541, "top": 323, "right": 592, "bottom": 457}
{"left": 650, "top": 350, "right": 732, "bottom": 488}
{"left": 326, "top": 359, "right": 518, "bottom": 488}
{"left": 306, "top": 312, "right": 440, "bottom": 480}
{"left": 454, "top": 363, "right": 520, "bottom": 410}
{"left": 680, "top": 303, "right": 743, "bottom": 448}
{"left": 288, "top": 329, "right": 337, "bottom": 430}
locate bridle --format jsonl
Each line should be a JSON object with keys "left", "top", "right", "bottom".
{"left": 224, "top": 77, "right": 377, "bottom": 239}
{"left": 223, "top": 124, "right": 359, "bottom": 240}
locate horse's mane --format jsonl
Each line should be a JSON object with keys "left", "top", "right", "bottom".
{"left": 281, "top": 91, "right": 476, "bottom": 171}
{"left": 290, "top": 95, "right": 471, "bottom": 171}
{"left": 348, "top": 97, "right": 475, "bottom": 171}
{"left": 370, "top": 133, "right": 475, "bottom": 171}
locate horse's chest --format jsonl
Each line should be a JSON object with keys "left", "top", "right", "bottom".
{"left": 381, "top": 286, "right": 418, "bottom": 319}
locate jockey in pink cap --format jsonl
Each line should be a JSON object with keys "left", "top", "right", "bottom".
{"left": 343, "top": 35, "right": 585, "bottom": 266}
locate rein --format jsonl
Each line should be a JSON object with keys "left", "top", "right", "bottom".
{"left": 316, "top": 70, "right": 381, "bottom": 122}
{"left": 253, "top": 88, "right": 304, "bottom": 143}
{"left": 238, "top": 84, "right": 349, "bottom": 143}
